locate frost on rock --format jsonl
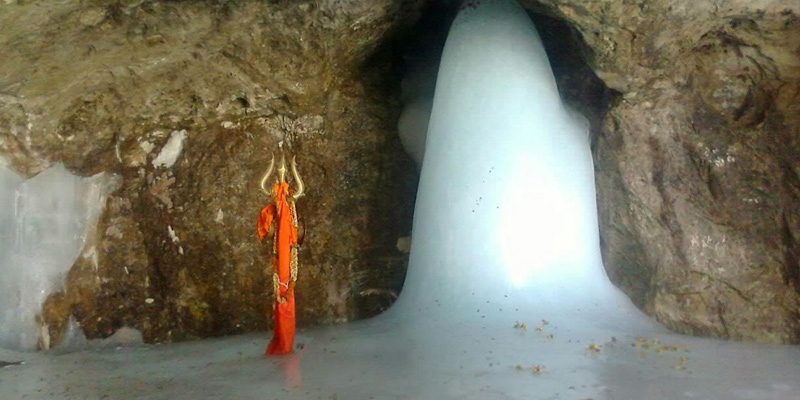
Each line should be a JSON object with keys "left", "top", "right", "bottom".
{"left": 152, "top": 130, "right": 187, "bottom": 169}
{"left": 0, "top": 164, "right": 118, "bottom": 350}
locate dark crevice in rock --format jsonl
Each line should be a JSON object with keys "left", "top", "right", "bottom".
{"left": 530, "top": 11, "right": 616, "bottom": 147}
{"left": 0, "top": 360, "right": 23, "bottom": 368}
{"left": 648, "top": 138, "right": 686, "bottom": 268}
{"left": 717, "top": 302, "right": 731, "bottom": 338}
{"left": 685, "top": 138, "right": 722, "bottom": 203}
{"left": 781, "top": 212, "right": 800, "bottom": 292}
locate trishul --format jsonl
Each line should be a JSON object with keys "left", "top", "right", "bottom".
{"left": 257, "top": 152, "right": 304, "bottom": 355}
{"left": 260, "top": 152, "right": 305, "bottom": 199}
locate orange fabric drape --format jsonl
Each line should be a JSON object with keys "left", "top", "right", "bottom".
{"left": 257, "top": 181, "right": 299, "bottom": 355}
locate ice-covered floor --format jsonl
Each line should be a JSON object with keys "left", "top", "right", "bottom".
{"left": 2, "top": 0, "right": 799, "bottom": 398}
{"left": 2, "top": 307, "right": 799, "bottom": 400}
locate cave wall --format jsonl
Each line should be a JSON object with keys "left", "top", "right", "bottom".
{"left": 1, "top": 0, "right": 419, "bottom": 345}
{"left": 522, "top": 0, "right": 800, "bottom": 342}
{"left": 2, "top": 0, "right": 799, "bottom": 345}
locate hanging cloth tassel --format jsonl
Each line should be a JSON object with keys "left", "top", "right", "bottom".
{"left": 257, "top": 154, "right": 304, "bottom": 355}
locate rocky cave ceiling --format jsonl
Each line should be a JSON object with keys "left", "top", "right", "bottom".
{"left": 0, "top": 0, "right": 798, "bottom": 346}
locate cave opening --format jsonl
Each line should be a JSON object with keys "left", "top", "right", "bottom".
{"left": 384, "top": 0, "right": 622, "bottom": 300}
{"left": 387, "top": 0, "right": 617, "bottom": 153}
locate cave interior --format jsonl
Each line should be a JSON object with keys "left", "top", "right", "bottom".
{"left": 1, "top": 0, "right": 799, "bottom": 399}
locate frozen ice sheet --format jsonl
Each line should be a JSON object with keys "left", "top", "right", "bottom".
{"left": 1, "top": 317, "right": 799, "bottom": 400}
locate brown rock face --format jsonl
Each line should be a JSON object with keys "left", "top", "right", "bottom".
{"left": 524, "top": 0, "right": 800, "bottom": 342}
{"left": 1, "top": 0, "right": 419, "bottom": 345}
{"left": 2, "top": 0, "right": 799, "bottom": 345}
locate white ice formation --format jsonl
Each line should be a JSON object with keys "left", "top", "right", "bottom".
{"left": 152, "top": 129, "right": 187, "bottom": 169}
{"left": 0, "top": 164, "right": 116, "bottom": 350}
{"left": 396, "top": 0, "right": 641, "bottom": 319}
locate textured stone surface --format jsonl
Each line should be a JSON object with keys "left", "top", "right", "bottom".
{"left": 523, "top": 0, "right": 800, "bottom": 342}
{"left": 1, "top": 0, "right": 419, "bottom": 345}
{"left": 2, "top": 0, "right": 799, "bottom": 346}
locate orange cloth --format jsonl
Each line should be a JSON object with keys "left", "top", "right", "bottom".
{"left": 257, "top": 181, "right": 299, "bottom": 355}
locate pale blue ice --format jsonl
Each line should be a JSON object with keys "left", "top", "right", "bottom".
{"left": 0, "top": 164, "right": 113, "bottom": 350}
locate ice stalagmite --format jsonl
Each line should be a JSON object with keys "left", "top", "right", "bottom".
{"left": 394, "top": 0, "right": 647, "bottom": 329}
